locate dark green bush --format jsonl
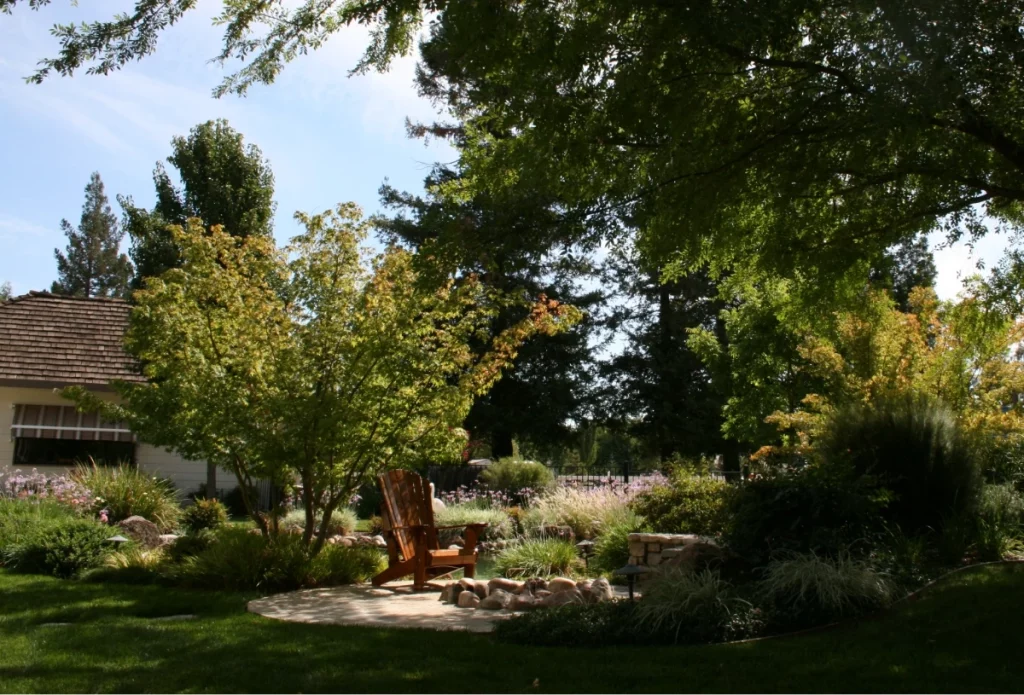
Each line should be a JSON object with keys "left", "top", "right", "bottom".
{"left": 166, "top": 528, "right": 216, "bottom": 563}
{"left": 631, "top": 470, "right": 732, "bottom": 536}
{"left": 182, "top": 498, "right": 229, "bottom": 534}
{"left": 11, "top": 518, "right": 111, "bottom": 578}
{"left": 975, "top": 483, "right": 1024, "bottom": 561}
{"left": 818, "top": 394, "right": 982, "bottom": 533}
{"left": 727, "top": 464, "right": 885, "bottom": 562}
{"left": 0, "top": 499, "right": 78, "bottom": 566}
{"left": 178, "top": 527, "right": 384, "bottom": 592}
{"left": 479, "top": 458, "right": 554, "bottom": 500}
{"left": 494, "top": 601, "right": 653, "bottom": 647}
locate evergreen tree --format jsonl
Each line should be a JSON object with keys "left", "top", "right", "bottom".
{"left": 51, "top": 172, "right": 132, "bottom": 298}
{"left": 122, "top": 119, "right": 275, "bottom": 289}
{"left": 871, "top": 234, "right": 939, "bottom": 312}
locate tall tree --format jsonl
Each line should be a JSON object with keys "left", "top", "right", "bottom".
{"left": 871, "top": 234, "right": 939, "bottom": 312}
{"left": 0, "top": 281, "right": 11, "bottom": 301}
{"left": 122, "top": 119, "right": 275, "bottom": 289}
{"left": 375, "top": 166, "right": 604, "bottom": 460}
{"left": 67, "top": 204, "right": 579, "bottom": 551}
{"left": 51, "top": 172, "right": 132, "bottom": 298}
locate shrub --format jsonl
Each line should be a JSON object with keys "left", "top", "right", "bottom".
{"left": 179, "top": 527, "right": 383, "bottom": 592}
{"left": 182, "top": 498, "right": 229, "bottom": 534}
{"left": 0, "top": 499, "right": 78, "bottom": 565}
{"left": 759, "top": 551, "right": 894, "bottom": 628}
{"left": 495, "top": 601, "right": 651, "bottom": 647}
{"left": 590, "top": 511, "right": 649, "bottom": 574}
{"left": 165, "top": 529, "right": 216, "bottom": 563}
{"left": 493, "top": 538, "right": 581, "bottom": 578}
{"left": 479, "top": 458, "right": 554, "bottom": 501}
{"left": 726, "top": 464, "right": 885, "bottom": 562}
{"left": 11, "top": 518, "right": 111, "bottom": 578}
{"left": 72, "top": 464, "right": 181, "bottom": 531}
{"left": 818, "top": 394, "right": 982, "bottom": 533}
{"left": 635, "top": 568, "right": 756, "bottom": 643}
{"left": 84, "top": 546, "right": 169, "bottom": 585}
{"left": 526, "top": 485, "right": 634, "bottom": 539}
{"left": 976, "top": 483, "right": 1024, "bottom": 560}
{"left": 433, "top": 504, "right": 513, "bottom": 546}
{"left": 631, "top": 470, "right": 732, "bottom": 536}
{"left": 279, "top": 508, "right": 358, "bottom": 537}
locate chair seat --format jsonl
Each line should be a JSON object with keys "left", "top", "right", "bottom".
{"left": 429, "top": 548, "right": 476, "bottom": 560}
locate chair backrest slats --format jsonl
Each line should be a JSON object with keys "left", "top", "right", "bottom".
{"left": 379, "top": 470, "right": 438, "bottom": 560}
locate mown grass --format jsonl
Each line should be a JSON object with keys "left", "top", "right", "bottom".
{"left": 1, "top": 564, "right": 1023, "bottom": 693}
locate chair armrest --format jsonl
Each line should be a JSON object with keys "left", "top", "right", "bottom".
{"left": 433, "top": 523, "right": 489, "bottom": 530}
{"left": 385, "top": 523, "right": 427, "bottom": 531}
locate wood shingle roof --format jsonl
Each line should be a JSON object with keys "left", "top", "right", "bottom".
{"left": 0, "top": 292, "right": 143, "bottom": 389}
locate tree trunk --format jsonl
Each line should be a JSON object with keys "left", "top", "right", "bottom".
{"left": 491, "top": 428, "right": 514, "bottom": 459}
{"left": 206, "top": 461, "right": 217, "bottom": 499}
{"left": 713, "top": 308, "right": 742, "bottom": 478}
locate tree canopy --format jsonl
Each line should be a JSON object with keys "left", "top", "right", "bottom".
{"left": 121, "top": 119, "right": 275, "bottom": 289}
{"left": 68, "top": 203, "right": 580, "bottom": 550}
{"left": 51, "top": 172, "right": 132, "bottom": 298}
{"left": 11, "top": 1, "right": 1024, "bottom": 290}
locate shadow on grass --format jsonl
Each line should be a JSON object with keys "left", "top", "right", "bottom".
{"left": 1, "top": 565, "right": 1023, "bottom": 693}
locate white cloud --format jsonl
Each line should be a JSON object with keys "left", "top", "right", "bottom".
{"left": 0, "top": 214, "right": 57, "bottom": 239}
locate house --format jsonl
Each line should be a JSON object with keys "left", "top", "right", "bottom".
{"left": 0, "top": 291, "right": 210, "bottom": 492}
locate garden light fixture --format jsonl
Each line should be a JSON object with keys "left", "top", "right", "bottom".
{"left": 613, "top": 563, "right": 649, "bottom": 601}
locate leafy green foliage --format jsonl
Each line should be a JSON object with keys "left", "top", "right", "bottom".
{"left": 976, "top": 484, "right": 1024, "bottom": 561}
{"left": 631, "top": 470, "right": 732, "bottom": 536}
{"left": 759, "top": 552, "right": 895, "bottom": 628}
{"left": 494, "top": 601, "right": 653, "bottom": 647}
{"left": 122, "top": 119, "right": 275, "bottom": 289}
{"left": 0, "top": 499, "right": 78, "bottom": 567}
{"left": 165, "top": 529, "right": 216, "bottom": 564}
{"left": 279, "top": 509, "right": 357, "bottom": 538}
{"left": 51, "top": 172, "right": 131, "bottom": 298}
{"left": 10, "top": 518, "right": 111, "bottom": 579}
{"left": 727, "top": 465, "right": 886, "bottom": 563}
{"left": 819, "top": 394, "right": 982, "bottom": 533}
{"left": 71, "top": 464, "right": 181, "bottom": 532}
{"left": 181, "top": 499, "right": 228, "bottom": 534}
{"left": 478, "top": 459, "right": 553, "bottom": 499}
{"left": 493, "top": 539, "right": 581, "bottom": 578}
{"left": 177, "top": 527, "right": 384, "bottom": 592}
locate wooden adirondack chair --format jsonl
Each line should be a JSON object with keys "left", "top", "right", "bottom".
{"left": 372, "top": 470, "right": 487, "bottom": 590}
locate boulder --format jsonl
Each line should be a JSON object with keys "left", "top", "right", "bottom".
{"left": 156, "top": 534, "right": 178, "bottom": 548}
{"left": 448, "top": 544, "right": 464, "bottom": 551}
{"left": 587, "top": 577, "right": 613, "bottom": 603}
{"left": 534, "top": 589, "right": 552, "bottom": 599}
{"left": 117, "top": 516, "right": 160, "bottom": 549}
{"left": 540, "top": 589, "right": 584, "bottom": 607}
{"left": 510, "top": 593, "right": 539, "bottom": 611}
{"left": 519, "top": 578, "right": 548, "bottom": 595}
{"left": 457, "top": 591, "right": 481, "bottom": 608}
{"left": 458, "top": 577, "right": 488, "bottom": 599}
{"left": 547, "top": 577, "right": 577, "bottom": 594}
{"left": 661, "top": 537, "right": 744, "bottom": 578}
{"left": 488, "top": 577, "right": 524, "bottom": 595}
{"left": 370, "top": 534, "right": 388, "bottom": 548}
{"left": 479, "top": 588, "right": 513, "bottom": 610}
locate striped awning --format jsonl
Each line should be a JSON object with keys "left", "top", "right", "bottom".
{"left": 11, "top": 404, "right": 135, "bottom": 442}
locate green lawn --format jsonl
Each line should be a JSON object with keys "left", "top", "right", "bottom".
{"left": 1, "top": 564, "right": 1023, "bottom": 693}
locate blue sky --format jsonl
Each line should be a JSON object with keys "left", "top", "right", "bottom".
{"left": 0, "top": 1, "right": 1014, "bottom": 300}
{"left": 0, "top": 1, "right": 455, "bottom": 296}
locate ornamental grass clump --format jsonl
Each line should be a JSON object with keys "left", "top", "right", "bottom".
{"left": 494, "top": 538, "right": 581, "bottom": 578}
{"left": 759, "top": 551, "right": 895, "bottom": 625}
{"left": 279, "top": 508, "right": 358, "bottom": 538}
{"left": 72, "top": 463, "right": 181, "bottom": 532}
{"left": 526, "top": 485, "right": 635, "bottom": 539}
{"left": 434, "top": 504, "right": 513, "bottom": 546}
{"left": 635, "top": 568, "right": 750, "bottom": 643}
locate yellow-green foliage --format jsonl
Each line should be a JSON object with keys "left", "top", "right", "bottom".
{"left": 631, "top": 470, "right": 732, "bottom": 536}
{"left": 525, "top": 486, "right": 634, "bottom": 539}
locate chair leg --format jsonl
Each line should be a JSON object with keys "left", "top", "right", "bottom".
{"left": 464, "top": 561, "right": 475, "bottom": 579}
{"left": 413, "top": 530, "right": 428, "bottom": 590}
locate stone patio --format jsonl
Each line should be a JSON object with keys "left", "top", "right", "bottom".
{"left": 247, "top": 583, "right": 509, "bottom": 633}
{"left": 247, "top": 582, "right": 637, "bottom": 633}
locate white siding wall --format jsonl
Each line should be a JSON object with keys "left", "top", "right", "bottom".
{"left": 0, "top": 385, "right": 214, "bottom": 494}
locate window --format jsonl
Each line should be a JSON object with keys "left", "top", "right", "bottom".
{"left": 10, "top": 404, "right": 135, "bottom": 467}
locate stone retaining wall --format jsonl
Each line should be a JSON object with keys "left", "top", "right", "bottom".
{"left": 627, "top": 532, "right": 705, "bottom": 579}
